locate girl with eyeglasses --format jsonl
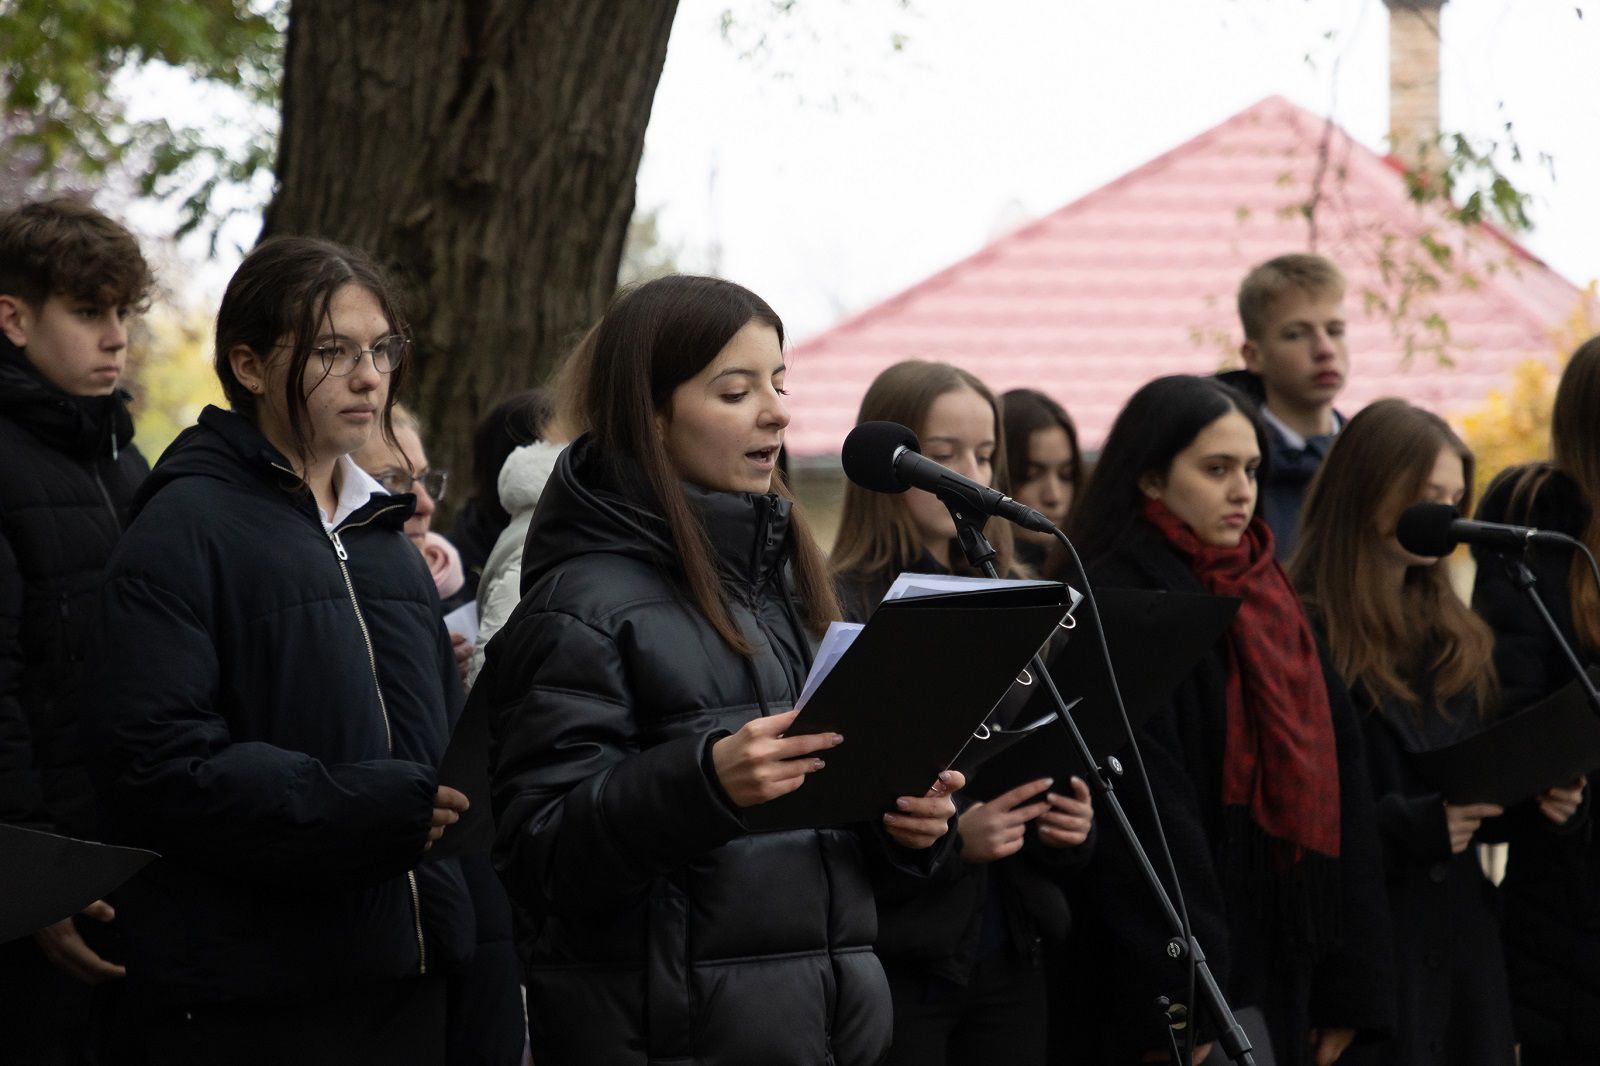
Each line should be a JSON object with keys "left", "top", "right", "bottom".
{"left": 80, "top": 237, "right": 474, "bottom": 1064}
{"left": 475, "top": 275, "right": 960, "bottom": 1065}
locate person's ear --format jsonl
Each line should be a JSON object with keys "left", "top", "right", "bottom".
{"left": 228, "top": 343, "right": 268, "bottom": 397}
{"left": 1239, "top": 338, "right": 1262, "bottom": 374}
{"left": 653, "top": 407, "right": 669, "bottom": 442}
{"left": 0, "top": 294, "right": 34, "bottom": 348}
{"left": 1138, "top": 472, "right": 1164, "bottom": 500}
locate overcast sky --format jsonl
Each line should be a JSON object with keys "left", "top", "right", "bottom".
{"left": 130, "top": 0, "right": 1596, "bottom": 343}
{"left": 639, "top": 0, "right": 1597, "bottom": 340}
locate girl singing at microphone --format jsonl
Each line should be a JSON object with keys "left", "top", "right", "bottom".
{"left": 476, "top": 277, "right": 959, "bottom": 1066}
{"left": 1291, "top": 398, "right": 1581, "bottom": 1066}
{"left": 1471, "top": 336, "right": 1600, "bottom": 1066}
{"left": 831, "top": 360, "right": 1095, "bottom": 1066}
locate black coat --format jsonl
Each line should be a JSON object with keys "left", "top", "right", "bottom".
{"left": 836, "top": 563, "right": 1094, "bottom": 986}
{"left": 0, "top": 336, "right": 147, "bottom": 836}
{"left": 1074, "top": 525, "right": 1394, "bottom": 1065}
{"left": 80, "top": 405, "right": 473, "bottom": 1009}
{"left": 481, "top": 436, "right": 946, "bottom": 1066}
{"left": 1339, "top": 686, "right": 1514, "bottom": 1066}
{"left": 1472, "top": 466, "right": 1600, "bottom": 1054}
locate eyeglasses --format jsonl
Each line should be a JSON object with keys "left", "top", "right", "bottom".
{"left": 311, "top": 335, "right": 410, "bottom": 377}
{"left": 376, "top": 468, "right": 447, "bottom": 502}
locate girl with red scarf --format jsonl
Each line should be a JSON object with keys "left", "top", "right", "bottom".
{"left": 1064, "top": 375, "right": 1394, "bottom": 1066}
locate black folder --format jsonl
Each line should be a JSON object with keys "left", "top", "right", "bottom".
{"left": 426, "top": 683, "right": 496, "bottom": 863}
{"left": 0, "top": 824, "right": 157, "bottom": 944}
{"left": 959, "top": 587, "right": 1241, "bottom": 801}
{"left": 1410, "top": 669, "right": 1600, "bottom": 806}
{"left": 743, "top": 582, "right": 1071, "bottom": 832}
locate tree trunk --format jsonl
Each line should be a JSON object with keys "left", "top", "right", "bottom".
{"left": 262, "top": 0, "right": 679, "bottom": 504}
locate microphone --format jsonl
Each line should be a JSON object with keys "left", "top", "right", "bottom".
{"left": 1395, "top": 502, "right": 1575, "bottom": 556}
{"left": 841, "top": 421, "right": 1057, "bottom": 534}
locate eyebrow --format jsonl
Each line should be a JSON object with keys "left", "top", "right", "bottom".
{"left": 923, "top": 436, "right": 995, "bottom": 447}
{"left": 710, "top": 364, "right": 786, "bottom": 382}
{"left": 314, "top": 330, "right": 395, "bottom": 344}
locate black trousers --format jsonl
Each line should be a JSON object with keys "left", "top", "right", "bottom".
{"left": 138, "top": 974, "right": 448, "bottom": 1066}
{"left": 0, "top": 936, "right": 95, "bottom": 1065}
{"left": 884, "top": 955, "right": 1048, "bottom": 1066}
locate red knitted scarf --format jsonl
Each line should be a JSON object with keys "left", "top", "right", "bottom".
{"left": 1142, "top": 498, "right": 1341, "bottom": 860}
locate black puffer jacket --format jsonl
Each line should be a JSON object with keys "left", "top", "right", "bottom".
{"left": 1472, "top": 466, "right": 1600, "bottom": 1056}
{"left": 0, "top": 336, "right": 147, "bottom": 835}
{"left": 482, "top": 435, "right": 944, "bottom": 1066}
{"left": 80, "top": 405, "right": 472, "bottom": 1009}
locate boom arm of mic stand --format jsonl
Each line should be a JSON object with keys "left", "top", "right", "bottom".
{"left": 1501, "top": 553, "right": 1600, "bottom": 719}
{"left": 935, "top": 497, "right": 1255, "bottom": 1066}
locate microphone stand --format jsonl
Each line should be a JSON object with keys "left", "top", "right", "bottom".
{"left": 944, "top": 501, "right": 1256, "bottom": 1066}
{"left": 1494, "top": 549, "right": 1600, "bottom": 718}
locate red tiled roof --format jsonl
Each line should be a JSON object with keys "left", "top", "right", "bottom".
{"left": 784, "top": 95, "right": 1593, "bottom": 458}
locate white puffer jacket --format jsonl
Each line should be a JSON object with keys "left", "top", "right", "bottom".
{"left": 466, "top": 440, "right": 564, "bottom": 687}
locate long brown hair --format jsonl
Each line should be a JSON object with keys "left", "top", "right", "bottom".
{"left": 1290, "top": 398, "right": 1496, "bottom": 713}
{"left": 1000, "top": 387, "right": 1084, "bottom": 502}
{"left": 576, "top": 274, "right": 838, "bottom": 655}
{"left": 831, "top": 360, "right": 1016, "bottom": 590}
{"left": 1498, "top": 336, "right": 1600, "bottom": 653}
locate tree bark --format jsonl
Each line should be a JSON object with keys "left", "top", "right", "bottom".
{"left": 262, "top": 0, "right": 679, "bottom": 499}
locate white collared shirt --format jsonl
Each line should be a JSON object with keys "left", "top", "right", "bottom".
{"left": 320, "top": 455, "right": 386, "bottom": 531}
{"left": 1261, "top": 405, "right": 1343, "bottom": 451}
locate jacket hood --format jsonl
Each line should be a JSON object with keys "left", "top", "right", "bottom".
{"left": 0, "top": 331, "right": 136, "bottom": 461}
{"left": 1216, "top": 368, "right": 1267, "bottom": 405}
{"left": 134, "top": 404, "right": 413, "bottom": 531}
{"left": 520, "top": 433, "right": 793, "bottom": 599}
{"left": 496, "top": 439, "right": 566, "bottom": 517}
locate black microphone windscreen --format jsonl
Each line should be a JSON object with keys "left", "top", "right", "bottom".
{"left": 841, "top": 421, "right": 920, "bottom": 494}
{"left": 1396, "top": 502, "right": 1459, "bottom": 557}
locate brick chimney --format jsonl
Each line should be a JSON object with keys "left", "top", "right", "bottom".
{"left": 1384, "top": 0, "right": 1446, "bottom": 164}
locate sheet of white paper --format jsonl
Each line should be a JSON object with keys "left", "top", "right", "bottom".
{"left": 795, "top": 621, "right": 864, "bottom": 710}
{"left": 881, "top": 572, "right": 1084, "bottom": 615}
{"left": 442, "top": 601, "right": 479, "bottom": 645}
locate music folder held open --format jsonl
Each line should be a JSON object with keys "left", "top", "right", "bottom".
{"left": 744, "top": 577, "right": 1073, "bottom": 833}
{"left": 0, "top": 824, "right": 157, "bottom": 945}
{"left": 1410, "top": 667, "right": 1600, "bottom": 806}
{"left": 957, "top": 587, "right": 1241, "bottom": 802}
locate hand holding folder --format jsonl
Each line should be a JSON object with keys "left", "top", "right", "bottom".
{"left": 1410, "top": 669, "right": 1600, "bottom": 806}
{"left": 743, "top": 577, "right": 1073, "bottom": 832}
{"left": 0, "top": 824, "right": 156, "bottom": 945}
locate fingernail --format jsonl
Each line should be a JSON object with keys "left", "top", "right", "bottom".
{"left": 832, "top": 734, "right": 844, "bottom": 744}
{"left": 938, "top": 770, "right": 957, "bottom": 783}
{"left": 883, "top": 813, "right": 898, "bottom": 824}
{"left": 812, "top": 759, "right": 826, "bottom": 771}
{"left": 896, "top": 797, "right": 911, "bottom": 810}
{"left": 1042, "top": 778, "right": 1055, "bottom": 788}
{"left": 1071, "top": 776, "right": 1083, "bottom": 786}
